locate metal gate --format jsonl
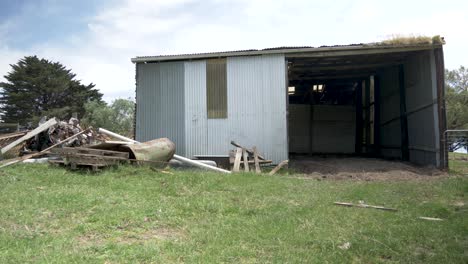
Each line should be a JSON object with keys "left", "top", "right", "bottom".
{"left": 443, "top": 129, "right": 468, "bottom": 172}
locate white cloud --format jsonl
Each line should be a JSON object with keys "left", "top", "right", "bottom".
{"left": 0, "top": 0, "right": 467, "bottom": 103}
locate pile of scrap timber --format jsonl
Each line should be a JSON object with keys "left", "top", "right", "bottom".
{"left": 229, "top": 141, "right": 272, "bottom": 173}
{"left": 50, "top": 138, "right": 176, "bottom": 171}
{"left": 0, "top": 121, "right": 232, "bottom": 173}
{"left": 1, "top": 117, "right": 97, "bottom": 156}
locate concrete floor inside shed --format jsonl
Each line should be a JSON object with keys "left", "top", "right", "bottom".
{"left": 289, "top": 155, "right": 446, "bottom": 181}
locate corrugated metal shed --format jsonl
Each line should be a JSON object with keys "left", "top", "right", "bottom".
{"left": 133, "top": 40, "right": 446, "bottom": 168}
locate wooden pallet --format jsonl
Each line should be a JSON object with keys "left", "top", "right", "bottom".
{"left": 50, "top": 147, "right": 130, "bottom": 171}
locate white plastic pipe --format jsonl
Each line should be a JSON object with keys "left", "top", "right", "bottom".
{"left": 171, "top": 154, "right": 231, "bottom": 174}
{"left": 98, "top": 128, "right": 231, "bottom": 174}
{"left": 98, "top": 128, "right": 139, "bottom": 143}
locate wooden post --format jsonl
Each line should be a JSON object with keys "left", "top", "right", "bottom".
{"left": 242, "top": 148, "right": 249, "bottom": 172}
{"left": 253, "top": 146, "right": 261, "bottom": 174}
{"left": 399, "top": 65, "right": 409, "bottom": 161}
{"left": 233, "top": 147, "right": 242, "bottom": 172}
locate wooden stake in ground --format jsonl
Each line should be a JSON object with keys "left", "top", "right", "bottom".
{"left": 0, "top": 129, "right": 90, "bottom": 169}
{"left": 253, "top": 146, "right": 261, "bottom": 174}
{"left": 242, "top": 148, "right": 249, "bottom": 172}
{"left": 269, "top": 160, "right": 289, "bottom": 175}
{"left": 334, "top": 202, "right": 397, "bottom": 211}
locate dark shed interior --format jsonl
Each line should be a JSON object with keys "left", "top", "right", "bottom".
{"left": 286, "top": 47, "right": 446, "bottom": 168}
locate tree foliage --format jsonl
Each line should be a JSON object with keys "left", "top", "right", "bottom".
{"left": 0, "top": 56, "right": 103, "bottom": 124}
{"left": 445, "top": 66, "right": 468, "bottom": 151}
{"left": 445, "top": 66, "right": 468, "bottom": 130}
{"left": 82, "top": 99, "right": 135, "bottom": 137}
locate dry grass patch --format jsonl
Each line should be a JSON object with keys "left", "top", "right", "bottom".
{"left": 380, "top": 34, "right": 444, "bottom": 45}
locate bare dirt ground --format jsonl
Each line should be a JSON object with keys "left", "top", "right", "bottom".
{"left": 289, "top": 155, "right": 448, "bottom": 181}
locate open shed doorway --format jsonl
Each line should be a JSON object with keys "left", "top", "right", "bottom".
{"left": 286, "top": 49, "right": 443, "bottom": 172}
{"left": 286, "top": 55, "right": 388, "bottom": 157}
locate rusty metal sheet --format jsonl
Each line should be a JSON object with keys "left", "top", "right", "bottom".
{"left": 123, "top": 138, "right": 175, "bottom": 163}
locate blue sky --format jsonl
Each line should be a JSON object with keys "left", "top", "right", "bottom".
{"left": 0, "top": 0, "right": 467, "bottom": 101}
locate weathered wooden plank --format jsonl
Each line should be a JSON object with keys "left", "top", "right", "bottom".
{"left": 232, "top": 147, "right": 242, "bottom": 172}
{"left": 230, "top": 159, "right": 273, "bottom": 165}
{"left": 230, "top": 141, "right": 266, "bottom": 160}
{"left": 242, "top": 148, "right": 249, "bottom": 172}
{"left": 62, "top": 153, "right": 128, "bottom": 161}
{"left": 0, "top": 131, "right": 27, "bottom": 141}
{"left": 268, "top": 160, "right": 289, "bottom": 175}
{"left": 53, "top": 147, "right": 129, "bottom": 158}
{"left": 64, "top": 155, "right": 124, "bottom": 166}
{"left": 253, "top": 146, "right": 261, "bottom": 174}
{"left": 1, "top": 118, "right": 58, "bottom": 154}
{"left": 334, "top": 202, "right": 397, "bottom": 211}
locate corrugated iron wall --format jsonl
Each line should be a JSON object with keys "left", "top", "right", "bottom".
{"left": 136, "top": 62, "right": 186, "bottom": 155}
{"left": 184, "top": 60, "right": 208, "bottom": 157}
{"left": 184, "top": 55, "right": 288, "bottom": 164}
{"left": 404, "top": 50, "right": 439, "bottom": 166}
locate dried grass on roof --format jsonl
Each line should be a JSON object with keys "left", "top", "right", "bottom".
{"left": 380, "top": 34, "right": 445, "bottom": 45}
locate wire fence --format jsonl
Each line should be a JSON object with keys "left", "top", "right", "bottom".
{"left": 443, "top": 129, "right": 468, "bottom": 169}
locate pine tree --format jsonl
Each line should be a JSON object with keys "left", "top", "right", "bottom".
{"left": 0, "top": 56, "right": 103, "bottom": 124}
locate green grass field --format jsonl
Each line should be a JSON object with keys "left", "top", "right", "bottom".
{"left": 450, "top": 152, "right": 468, "bottom": 175}
{"left": 0, "top": 163, "right": 466, "bottom": 263}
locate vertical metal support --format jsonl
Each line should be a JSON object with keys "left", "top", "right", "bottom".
{"left": 374, "top": 75, "right": 381, "bottom": 156}
{"left": 434, "top": 48, "right": 448, "bottom": 169}
{"left": 364, "top": 77, "right": 371, "bottom": 153}
{"left": 399, "top": 65, "right": 409, "bottom": 161}
{"left": 285, "top": 59, "right": 290, "bottom": 160}
{"left": 355, "top": 81, "right": 363, "bottom": 154}
{"left": 309, "top": 85, "right": 315, "bottom": 155}
{"left": 134, "top": 63, "right": 138, "bottom": 140}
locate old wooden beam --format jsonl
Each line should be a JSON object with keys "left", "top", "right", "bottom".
{"left": 253, "top": 146, "right": 261, "bottom": 174}
{"left": 242, "top": 148, "right": 249, "bottom": 172}
{"left": 232, "top": 147, "right": 242, "bottom": 172}
{"left": 334, "top": 202, "right": 397, "bottom": 211}
{"left": 1, "top": 118, "right": 58, "bottom": 154}
{"left": 268, "top": 160, "right": 289, "bottom": 175}
{"left": 230, "top": 141, "right": 265, "bottom": 160}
